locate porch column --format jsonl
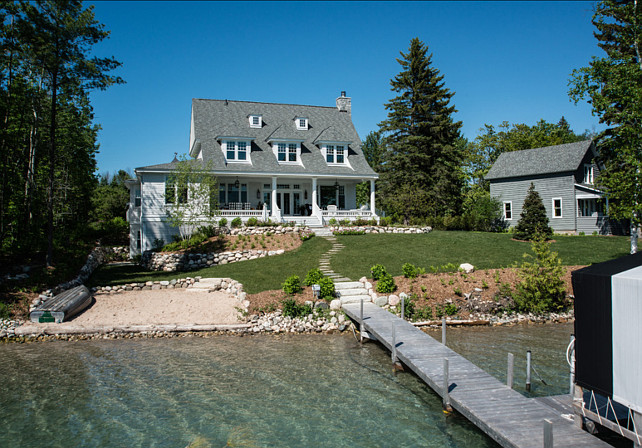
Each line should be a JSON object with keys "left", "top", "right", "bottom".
{"left": 370, "top": 179, "right": 376, "bottom": 215}
{"left": 312, "top": 177, "right": 319, "bottom": 215}
{"left": 271, "top": 176, "right": 279, "bottom": 219}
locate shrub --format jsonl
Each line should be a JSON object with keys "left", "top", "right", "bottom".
{"left": 402, "top": 262, "right": 425, "bottom": 278}
{"left": 151, "top": 238, "right": 165, "bottom": 252}
{"left": 282, "top": 275, "right": 302, "bottom": 295}
{"left": 514, "top": 183, "right": 553, "bottom": 241}
{"left": 231, "top": 217, "right": 242, "bottom": 228}
{"left": 318, "top": 277, "right": 336, "bottom": 301}
{"left": 0, "top": 302, "right": 10, "bottom": 320}
{"left": 246, "top": 217, "right": 258, "bottom": 226}
{"left": 444, "top": 303, "right": 458, "bottom": 316}
{"left": 353, "top": 217, "right": 369, "bottom": 226}
{"left": 300, "top": 231, "right": 315, "bottom": 242}
{"left": 98, "top": 216, "right": 129, "bottom": 246}
{"left": 304, "top": 268, "right": 325, "bottom": 286}
{"left": 370, "top": 264, "right": 387, "bottom": 280}
{"left": 414, "top": 305, "right": 433, "bottom": 321}
{"left": 378, "top": 216, "right": 392, "bottom": 226}
{"left": 376, "top": 273, "right": 396, "bottom": 293}
{"left": 197, "top": 225, "right": 218, "bottom": 238}
{"left": 281, "top": 298, "right": 312, "bottom": 318}
{"left": 513, "top": 234, "right": 567, "bottom": 313}
{"left": 218, "top": 218, "right": 228, "bottom": 227}
{"left": 333, "top": 230, "right": 365, "bottom": 235}
{"left": 339, "top": 219, "right": 351, "bottom": 226}
{"left": 328, "top": 218, "right": 338, "bottom": 226}
{"left": 188, "top": 233, "right": 207, "bottom": 247}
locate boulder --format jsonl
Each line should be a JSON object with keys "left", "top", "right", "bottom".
{"left": 459, "top": 263, "right": 475, "bottom": 274}
{"left": 374, "top": 296, "right": 389, "bottom": 307}
{"left": 388, "top": 294, "right": 400, "bottom": 306}
{"left": 330, "top": 299, "right": 342, "bottom": 310}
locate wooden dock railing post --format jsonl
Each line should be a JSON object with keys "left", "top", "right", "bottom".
{"left": 360, "top": 299, "right": 364, "bottom": 343}
{"left": 543, "top": 419, "right": 553, "bottom": 448}
{"left": 443, "top": 358, "right": 452, "bottom": 411}
{"left": 391, "top": 323, "right": 397, "bottom": 363}
{"left": 442, "top": 316, "right": 446, "bottom": 345}
{"left": 526, "top": 350, "right": 532, "bottom": 392}
{"left": 507, "top": 353, "right": 514, "bottom": 388}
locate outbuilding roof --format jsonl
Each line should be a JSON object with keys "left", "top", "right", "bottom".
{"left": 138, "top": 98, "right": 377, "bottom": 179}
{"left": 485, "top": 140, "right": 595, "bottom": 181}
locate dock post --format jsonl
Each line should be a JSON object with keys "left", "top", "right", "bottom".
{"left": 441, "top": 316, "right": 446, "bottom": 345}
{"left": 569, "top": 334, "right": 575, "bottom": 395}
{"left": 401, "top": 296, "right": 405, "bottom": 320}
{"left": 543, "top": 419, "right": 553, "bottom": 448}
{"left": 360, "top": 299, "right": 364, "bottom": 343}
{"left": 526, "top": 350, "right": 532, "bottom": 392}
{"left": 443, "top": 358, "right": 452, "bottom": 411}
{"left": 391, "top": 323, "right": 397, "bottom": 362}
{"left": 507, "top": 353, "right": 514, "bottom": 388}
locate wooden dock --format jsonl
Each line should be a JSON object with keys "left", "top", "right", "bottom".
{"left": 342, "top": 302, "right": 609, "bottom": 448}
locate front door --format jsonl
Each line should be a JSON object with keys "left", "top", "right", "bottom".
{"left": 293, "top": 193, "right": 301, "bottom": 215}
{"left": 283, "top": 193, "right": 291, "bottom": 215}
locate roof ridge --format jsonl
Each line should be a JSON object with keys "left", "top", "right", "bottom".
{"left": 505, "top": 140, "right": 592, "bottom": 155}
{"left": 192, "top": 98, "right": 337, "bottom": 109}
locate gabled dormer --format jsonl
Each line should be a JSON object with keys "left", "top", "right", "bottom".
{"left": 295, "top": 117, "right": 308, "bottom": 130}
{"left": 249, "top": 114, "right": 262, "bottom": 128}
{"left": 218, "top": 136, "right": 255, "bottom": 164}
{"left": 314, "top": 126, "right": 353, "bottom": 168}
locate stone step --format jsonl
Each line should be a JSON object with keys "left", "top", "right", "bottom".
{"left": 336, "top": 288, "right": 368, "bottom": 296}
{"left": 334, "top": 281, "right": 363, "bottom": 290}
{"left": 340, "top": 294, "right": 372, "bottom": 304}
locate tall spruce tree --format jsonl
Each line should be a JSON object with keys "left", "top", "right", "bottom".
{"left": 569, "top": 0, "right": 642, "bottom": 253}
{"left": 514, "top": 183, "right": 553, "bottom": 241}
{"left": 378, "top": 38, "right": 463, "bottom": 222}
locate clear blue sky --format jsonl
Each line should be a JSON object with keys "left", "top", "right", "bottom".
{"left": 88, "top": 1, "right": 603, "bottom": 176}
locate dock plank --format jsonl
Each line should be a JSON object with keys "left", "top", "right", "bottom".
{"left": 343, "top": 302, "right": 609, "bottom": 448}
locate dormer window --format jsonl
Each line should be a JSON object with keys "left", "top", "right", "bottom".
{"left": 323, "top": 144, "right": 347, "bottom": 164}
{"left": 219, "top": 137, "right": 253, "bottom": 163}
{"left": 249, "top": 115, "right": 262, "bottom": 128}
{"left": 296, "top": 117, "right": 308, "bottom": 130}
{"left": 269, "top": 139, "right": 303, "bottom": 165}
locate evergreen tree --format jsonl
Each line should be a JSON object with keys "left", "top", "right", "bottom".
{"left": 569, "top": 0, "right": 642, "bottom": 253}
{"left": 514, "top": 183, "right": 553, "bottom": 241}
{"left": 378, "top": 37, "right": 463, "bottom": 222}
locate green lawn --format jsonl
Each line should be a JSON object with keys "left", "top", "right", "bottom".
{"left": 331, "top": 231, "right": 630, "bottom": 280}
{"left": 89, "top": 236, "right": 332, "bottom": 294}
{"left": 89, "top": 231, "right": 630, "bottom": 293}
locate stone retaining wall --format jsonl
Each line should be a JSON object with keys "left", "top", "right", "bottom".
{"left": 141, "top": 249, "right": 286, "bottom": 272}
{"left": 228, "top": 225, "right": 310, "bottom": 236}
{"left": 330, "top": 225, "right": 432, "bottom": 234}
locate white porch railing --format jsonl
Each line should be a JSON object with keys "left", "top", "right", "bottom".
{"left": 217, "top": 210, "right": 263, "bottom": 217}
{"left": 322, "top": 209, "right": 374, "bottom": 218}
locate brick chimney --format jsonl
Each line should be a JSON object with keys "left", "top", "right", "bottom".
{"left": 336, "top": 91, "right": 351, "bottom": 115}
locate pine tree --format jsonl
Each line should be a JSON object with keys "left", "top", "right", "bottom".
{"left": 378, "top": 38, "right": 463, "bottom": 222}
{"left": 569, "top": 0, "right": 642, "bottom": 253}
{"left": 514, "top": 183, "right": 553, "bottom": 241}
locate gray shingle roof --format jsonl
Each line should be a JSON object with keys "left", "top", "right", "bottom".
{"left": 485, "top": 140, "right": 595, "bottom": 180}
{"left": 139, "top": 98, "right": 377, "bottom": 179}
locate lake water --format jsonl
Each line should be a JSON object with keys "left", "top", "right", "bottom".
{"left": 0, "top": 323, "right": 574, "bottom": 448}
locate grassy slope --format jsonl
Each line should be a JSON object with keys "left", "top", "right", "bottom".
{"left": 89, "top": 231, "right": 630, "bottom": 292}
{"left": 89, "top": 236, "right": 332, "bottom": 294}
{"left": 332, "top": 231, "right": 630, "bottom": 280}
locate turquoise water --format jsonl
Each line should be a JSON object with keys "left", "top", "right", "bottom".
{"left": 0, "top": 324, "right": 575, "bottom": 448}
{"left": 0, "top": 334, "right": 498, "bottom": 448}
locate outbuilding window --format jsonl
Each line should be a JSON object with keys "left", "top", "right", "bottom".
{"left": 503, "top": 201, "right": 512, "bottom": 220}
{"left": 553, "top": 198, "right": 563, "bottom": 218}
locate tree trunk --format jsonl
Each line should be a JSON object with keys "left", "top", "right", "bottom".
{"left": 46, "top": 70, "right": 57, "bottom": 267}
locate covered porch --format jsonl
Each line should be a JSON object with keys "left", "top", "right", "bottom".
{"left": 215, "top": 175, "right": 377, "bottom": 225}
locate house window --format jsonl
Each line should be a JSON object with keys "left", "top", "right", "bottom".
{"left": 165, "top": 178, "right": 187, "bottom": 205}
{"left": 296, "top": 117, "right": 308, "bottom": 130}
{"left": 134, "top": 188, "right": 141, "bottom": 207}
{"left": 578, "top": 198, "right": 604, "bottom": 217}
{"left": 503, "top": 201, "right": 512, "bottom": 220}
{"left": 325, "top": 144, "right": 346, "bottom": 164}
{"left": 326, "top": 145, "right": 335, "bottom": 163}
{"left": 225, "top": 141, "right": 249, "bottom": 162}
{"left": 220, "top": 183, "right": 247, "bottom": 204}
{"left": 336, "top": 145, "right": 345, "bottom": 163}
{"left": 553, "top": 198, "right": 563, "bottom": 218}
{"left": 249, "top": 115, "right": 262, "bottom": 128}
{"left": 273, "top": 141, "right": 300, "bottom": 163}
{"left": 136, "top": 231, "right": 141, "bottom": 249}
{"left": 583, "top": 165, "right": 594, "bottom": 184}
{"left": 277, "top": 184, "right": 290, "bottom": 189}
{"left": 338, "top": 185, "right": 345, "bottom": 209}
